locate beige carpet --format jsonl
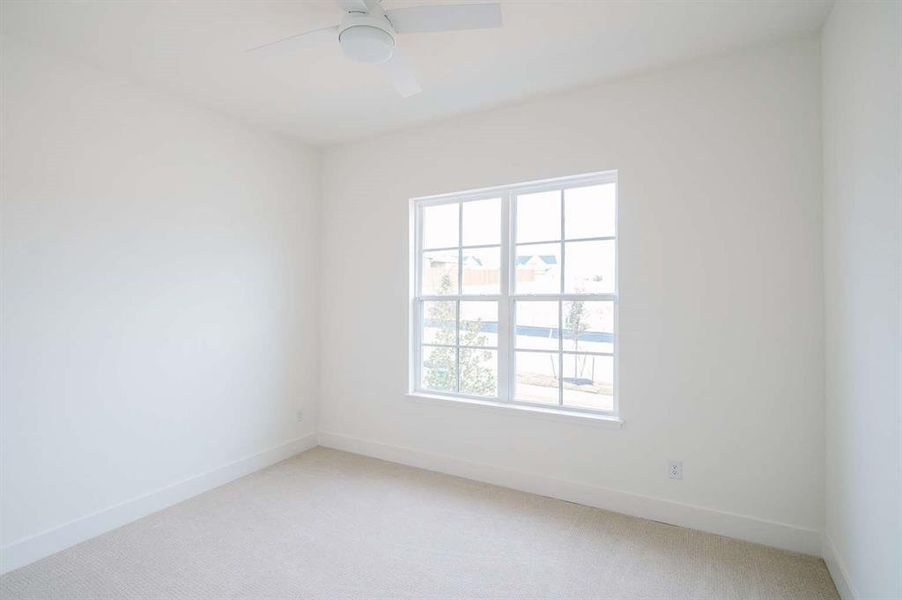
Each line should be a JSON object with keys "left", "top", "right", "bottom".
{"left": 2, "top": 447, "right": 838, "bottom": 599}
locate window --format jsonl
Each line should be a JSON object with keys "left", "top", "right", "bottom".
{"left": 411, "top": 172, "right": 618, "bottom": 416}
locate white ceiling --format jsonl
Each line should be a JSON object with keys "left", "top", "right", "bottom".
{"left": 1, "top": 0, "right": 832, "bottom": 146}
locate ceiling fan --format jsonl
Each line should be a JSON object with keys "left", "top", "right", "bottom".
{"left": 247, "top": 0, "right": 502, "bottom": 98}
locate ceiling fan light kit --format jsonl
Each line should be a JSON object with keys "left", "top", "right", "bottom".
{"left": 339, "top": 15, "right": 395, "bottom": 64}
{"left": 248, "top": 0, "right": 502, "bottom": 97}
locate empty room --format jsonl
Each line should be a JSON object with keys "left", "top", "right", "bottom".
{"left": 1, "top": 0, "right": 899, "bottom": 598}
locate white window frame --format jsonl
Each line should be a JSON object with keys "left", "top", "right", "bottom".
{"left": 409, "top": 171, "right": 619, "bottom": 419}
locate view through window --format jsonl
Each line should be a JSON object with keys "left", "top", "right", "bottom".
{"left": 412, "top": 172, "right": 617, "bottom": 414}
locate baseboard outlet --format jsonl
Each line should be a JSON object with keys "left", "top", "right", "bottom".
{"left": 0, "top": 433, "right": 318, "bottom": 575}
{"left": 821, "top": 533, "right": 859, "bottom": 600}
{"left": 317, "top": 431, "right": 822, "bottom": 556}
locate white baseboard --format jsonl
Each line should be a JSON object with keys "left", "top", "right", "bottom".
{"left": 317, "top": 431, "right": 822, "bottom": 556}
{"left": 0, "top": 433, "right": 318, "bottom": 575}
{"left": 821, "top": 533, "right": 858, "bottom": 600}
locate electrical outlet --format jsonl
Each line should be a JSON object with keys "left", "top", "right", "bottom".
{"left": 296, "top": 410, "right": 304, "bottom": 422}
{"left": 668, "top": 461, "right": 683, "bottom": 480}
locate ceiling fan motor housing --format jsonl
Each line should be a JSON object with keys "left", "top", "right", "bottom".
{"left": 338, "top": 14, "right": 396, "bottom": 64}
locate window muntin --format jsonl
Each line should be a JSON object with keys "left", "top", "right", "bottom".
{"left": 413, "top": 173, "right": 617, "bottom": 415}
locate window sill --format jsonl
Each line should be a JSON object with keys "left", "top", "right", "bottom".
{"left": 405, "top": 392, "right": 624, "bottom": 428}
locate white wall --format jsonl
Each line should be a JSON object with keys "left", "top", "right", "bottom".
{"left": 0, "top": 36, "right": 320, "bottom": 569}
{"left": 320, "top": 38, "right": 825, "bottom": 552}
{"left": 822, "top": 2, "right": 902, "bottom": 598}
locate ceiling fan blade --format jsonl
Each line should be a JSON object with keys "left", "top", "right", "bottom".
{"left": 383, "top": 49, "right": 422, "bottom": 98}
{"left": 338, "top": 0, "right": 370, "bottom": 13}
{"left": 246, "top": 25, "right": 338, "bottom": 58}
{"left": 386, "top": 3, "right": 501, "bottom": 33}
